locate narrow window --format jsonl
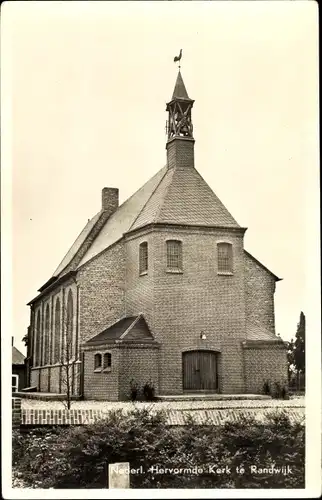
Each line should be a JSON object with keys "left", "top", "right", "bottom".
{"left": 103, "top": 352, "right": 112, "bottom": 369}
{"left": 217, "top": 242, "right": 233, "bottom": 273}
{"left": 35, "top": 310, "right": 41, "bottom": 366}
{"left": 166, "top": 240, "right": 183, "bottom": 271}
{"left": 12, "top": 375, "right": 19, "bottom": 393}
{"left": 139, "top": 242, "right": 148, "bottom": 275}
{"left": 44, "top": 304, "right": 50, "bottom": 365}
{"left": 54, "top": 298, "right": 61, "bottom": 364}
{"left": 94, "top": 353, "right": 102, "bottom": 371}
{"left": 66, "top": 290, "right": 74, "bottom": 361}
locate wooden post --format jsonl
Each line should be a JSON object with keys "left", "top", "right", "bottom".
{"left": 108, "top": 462, "right": 130, "bottom": 488}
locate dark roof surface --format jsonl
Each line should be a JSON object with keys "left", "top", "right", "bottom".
{"left": 12, "top": 346, "right": 26, "bottom": 365}
{"left": 172, "top": 70, "right": 191, "bottom": 100}
{"left": 246, "top": 322, "right": 280, "bottom": 341}
{"left": 130, "top": 165, "right": 240, "bottom": 231}
{"left": 85, "top": 315, "right": 156, "bottom": 345}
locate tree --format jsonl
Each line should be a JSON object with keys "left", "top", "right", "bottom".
{"left": 22, "top": 333, "right": 29, "bottom": 347}
{"left": 294, "top": 311, "right": 305, "bottom": 375}
{"left": 286, "top": 338, "right": 295, "bottom": 380}
{"left": 60, "top": 293, "right": 75, "bottom": 410}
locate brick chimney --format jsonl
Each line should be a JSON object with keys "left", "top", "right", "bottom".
{"left": 101, "top": 187, "right": 119, "bottom": 216}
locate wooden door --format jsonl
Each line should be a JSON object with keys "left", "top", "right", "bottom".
{"left": 182, "top": 350, "right": 218, "bottom": 391}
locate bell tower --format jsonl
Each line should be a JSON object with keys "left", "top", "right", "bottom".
{"left": 166, "top": 70, "right": 195, "bottom": 170}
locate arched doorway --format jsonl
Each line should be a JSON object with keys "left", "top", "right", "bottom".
{"left": 182, "top": 350, "right": 219, "bottom": 391}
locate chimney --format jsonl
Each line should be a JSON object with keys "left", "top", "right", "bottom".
{"left": 101, "top": 187, "right": 119, "bottom": 216}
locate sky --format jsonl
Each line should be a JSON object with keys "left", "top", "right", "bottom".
{"left": 1, "top": 0, "right": 319, "bottom": 356}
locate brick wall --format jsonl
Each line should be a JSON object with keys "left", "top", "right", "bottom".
{"left": 243, "top": 342, "right": 288, "bottom": 393}
{"left": 77, "top": 241, "right": 126, "bottom": 344}
{"left": 118, "top": 345, "right": 160, "bottom": 400}
{"left": 244, "top": 252, "right": 276, "bottom": 333}
{"left": 12, "top": 397, "right": 21, "bottom": 429}
{"left": 166, "top": 138, "right": 195, "bottom": 170}
{"left": 49, "top": 365, "right": 60, "bottom": 393}
{"left": 125, "top": 226, "right": 247, "bottom": 395}
{"left": 83, "top": 346, "right": 120, "bottom": 400}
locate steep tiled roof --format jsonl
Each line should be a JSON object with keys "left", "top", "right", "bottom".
{"left": 78, "top": 166, "right": 167, "bottom": 267}
{"left": 172, "top": 71, "right": 191, "bottom": 100}
{"left": 85, "top": 315, "right": 156, "bottom": 345}
{"left": 78, "top": 165, "right": 239, "bottom": 267}
{"left": 12, "top": 346, "right": 25, "bottom": 365}
{"left": 130, "top": 166, "right": 239, "bottom": 231}
{"left": 52, "top": 211, "right": 101, "bottom": 277}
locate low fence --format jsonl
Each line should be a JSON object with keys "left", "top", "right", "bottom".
{"left": 12, "top": 397, "right": 305, "bottom": 428}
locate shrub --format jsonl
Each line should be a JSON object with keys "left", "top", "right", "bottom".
{"left": 271, "top": 381, "right": 290, "bottom": 400}
{"left": 142, "top": 380, "right": 155, "bottom": 401}
{"left": 262, "top": 380, "right": 271, "bottom": 395}
{"left": 13, "top": 410, "right": 304, "bottom": 489}
{"left": 129, "top": 379, "right": 139, "bottom": 401}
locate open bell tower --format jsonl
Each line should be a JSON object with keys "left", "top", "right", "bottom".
{"left": 166, "top": 71, "right": 195, "bottom": 170}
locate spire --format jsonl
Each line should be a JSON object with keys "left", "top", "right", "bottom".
{"left": 172, "top": 70, "right": 190, "bottom": 100}
{"left": 165, "top": 70, "right": 195, "bottom": 169}
{"left": 166, "top": 70, "right": 194, "bottom": 142}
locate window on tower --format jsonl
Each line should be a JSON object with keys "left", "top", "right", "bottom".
{"left": 166, "top": 240, "right": 183, "bottom": 272}
{"left": 217, "top": 242, "right": 233, "bottom": 274}
{"left": 139, "top": 242, "right": 148, "bottom": 275}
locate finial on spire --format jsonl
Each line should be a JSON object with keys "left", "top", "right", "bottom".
{"left": 174, "top": 49, "right": 182, "bottom": 69}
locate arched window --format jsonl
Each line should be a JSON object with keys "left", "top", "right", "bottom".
{"left": 44, "top": 304, "right": 50, "bottom": 365}
{"left": 66, "top": 290, "right": 74, "bottom": 361}
{"left": 94, "top": 353, "right": 102, "bottom": 371}
{"left": 103, "top": 352, "right": 112, "bottom": 370}
{"left": 139, "top": 242, "right": 148, "bottom": 275}
{"left": 217, "top": 242, "right": 233, "bottom": 273}
{"left": 54, "top": 298, "right": 61, "bottom": 363}
{"left": 166, "top": 240, "right": 183, "bottom": 271}
{"left": 35, "top": 310, "right": 41, "bottom": 366}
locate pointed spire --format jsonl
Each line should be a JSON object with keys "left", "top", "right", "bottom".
{"left": 172, "top": 70, "right": 190, "bottom": 100}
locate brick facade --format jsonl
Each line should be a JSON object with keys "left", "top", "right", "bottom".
{"left": 244, "top": 252, "right": 276, "bottom": 333}
{"left": 28, "top": 221, "right": 285, "bottom": 400}
{"left": 243, "top": 341, "right": 288, "bottom": 393}
{"left": 125, "top": 226, "right": 248, "bottom": 394}
{"left": 82, "top": 343, "right": 159, "bottom": 401}
{"left": 77, "top": 241, "right": 126, "bottom": 344}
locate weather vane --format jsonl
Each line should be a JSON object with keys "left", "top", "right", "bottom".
{"left": 174, "top": 49, "right": 182, "bottom": 69}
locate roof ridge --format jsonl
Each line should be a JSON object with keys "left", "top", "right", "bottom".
{"left": 152, "top": 169, "right": 174, "bottom": 223}
{"left": 245, "top": 250, "right": 281, "bottom": 281}
{"left": 192, "top": 168, "right": 240, "bottom": 227}
{"left": 129, "top": 166, "right": 168, "bottom": 230}
{"left": 119, "top": 315, "right": 141, "bottom": 340}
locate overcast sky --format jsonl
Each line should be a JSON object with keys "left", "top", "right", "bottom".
{"left": 2, "top": 1, "right": 319, "bottom": 355}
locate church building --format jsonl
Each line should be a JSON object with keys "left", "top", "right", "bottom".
{"left": 26, "top": 70, "right": 288, "bottom": 400}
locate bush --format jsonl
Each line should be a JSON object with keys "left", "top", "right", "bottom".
{"left": 129, "top": 379, "right": 139, "bottom": 401}
{"left": 142, "top": 380, "right": 156, "bottom": 401}
{"left": 262, "top": 380, "right": 271, "bottom": 395}
{"left": 262, "top": 380, "right": 289, "bottom": 399}
{"left": 13, "top": 410, "right": 304, "bottom": 489}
